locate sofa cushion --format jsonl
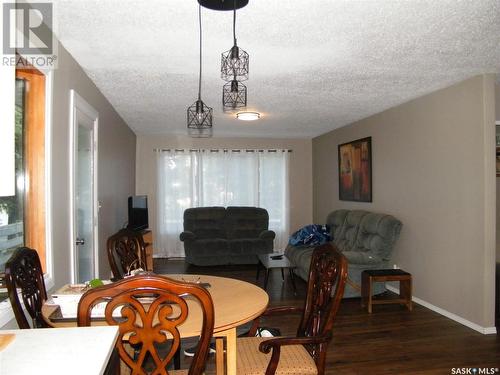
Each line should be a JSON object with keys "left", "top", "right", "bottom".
{"left": 186, "top": 254, "right": 260, "bottom": 266}
{"left": 352, "top": 213, "right": 402, "bottom": 260}
{"left": 227, "top": 239, "right": 271, "bottom": 255}
{"left": 326, "top": 209, "right": 349, "bottom": 240}
{"left": 225, "top": 207, "right": 269, "bottom": 239}
{"left": 183, "top": 207, "right": 226, "bottom": 239}
{"left": 285, "top": 245, "right": 314, "bottom": 280}
{"left": 342, "top": 250, "right": 382, "bottom": 265}
{"left": 186, "top": 238, "right": 229, "bottom": 257}
{"left": 334, "top": 210, "right": 368, "bottom": 251}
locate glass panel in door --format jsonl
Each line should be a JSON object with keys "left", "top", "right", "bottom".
{"left": 76, "top": 115, "right": 94, "bottom": 282}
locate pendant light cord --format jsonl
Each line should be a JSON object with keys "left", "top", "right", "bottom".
{"left": 198, "top": 4, "right": 202, "bottom": 101}
{"left": 233, "top": 0, "right": 237, "bottom": 45}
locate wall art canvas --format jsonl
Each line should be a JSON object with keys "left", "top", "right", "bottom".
{"left": 338, "top": 137, "right": 372, "bottom": 202}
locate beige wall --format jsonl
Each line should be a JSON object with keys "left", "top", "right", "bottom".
{"left": 312, "top": 75, "right": 496, "bottom": 329}
{"left": 496, "top": 83, "right": 500, "bottom": 262}
{"left": 135, "top": 135, "right": 313, "bottom": 251}
{"left": 51, "top": 43, "right": 136, "bottom": 287}
{"left": 496, "top": 83, "right": 500, "bottom": 121}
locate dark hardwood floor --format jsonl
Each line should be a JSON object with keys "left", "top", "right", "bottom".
{"left": 155, "top": 259, "right": 500, "bottom": 374}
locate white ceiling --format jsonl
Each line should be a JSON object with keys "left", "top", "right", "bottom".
{"left": 51, "top": 0, "right": 500, "bottom": 138}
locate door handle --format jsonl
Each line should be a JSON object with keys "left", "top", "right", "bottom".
{"left": 76, "top": 238, "right": 85, "bottom": 245}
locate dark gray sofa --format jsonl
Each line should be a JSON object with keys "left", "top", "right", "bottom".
{"left": 179, "top": 206, "right": 275, "bottom": 266}
{"left": 285, "top": 210, "right": 402, "bottom": 298}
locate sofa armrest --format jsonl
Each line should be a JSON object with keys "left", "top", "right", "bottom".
{"left": 342, "top": 251, "right": 383, "bottom": 265}
{"left": 259, "top": 230, "right": 276, "bottom": 240}
{"left": 179, "top": 231, "right": 196, "bottom": 242}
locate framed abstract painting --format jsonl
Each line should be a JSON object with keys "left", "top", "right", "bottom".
{"left": 338, "top": 137, "right": 372, "bottom": 202}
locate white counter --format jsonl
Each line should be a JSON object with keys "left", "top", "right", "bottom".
{"left": 0, "top": 326, "right": 119, "bottom": 375}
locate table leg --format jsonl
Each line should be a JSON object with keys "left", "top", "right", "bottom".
{"left": 226, "top": 328, "right": 237, "bottom": 375}
{"left": 289, "top": 268, "right": 297, "bottom": 295}
{"left": 215, "top": 337, "right": 224, "bottom": 375}
{"left": 361, "top": 272, "right": 368, "bottom": 309}
{"left": 280, "top": 267, "right": 285, "bottom": 281}
{"left": 173, "top": 346, "right": 180, "bottom": 370}
{"left": 264, "top": 269, "right": 270, "bottom": 289}
{"left": 400, "top": 278, "right": 413, "bottom": 311}
{"left": 368, "top": 276, "right": 373, "bottom": 314}
{"left": 215, "top": 328, "right": 237, "bottom": 375}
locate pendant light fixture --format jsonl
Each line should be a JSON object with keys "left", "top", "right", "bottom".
{"left": 220, "top": 0, "right": 249, "bottom": 82}
{"left": 187, "top": 4, "right": 213, "bottom": 138}
{"left": 221, "top": 0, "right": 248, "bottom": 110}
{"left": 222, "top": 79, "right": 247, "bottom": 110}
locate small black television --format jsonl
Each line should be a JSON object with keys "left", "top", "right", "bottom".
{"left": 128, "top": 195, "right": 148, "bottom": 231}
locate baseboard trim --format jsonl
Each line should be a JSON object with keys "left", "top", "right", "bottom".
{"left": 385, "top": 285, "right": 497, "bottom": 335}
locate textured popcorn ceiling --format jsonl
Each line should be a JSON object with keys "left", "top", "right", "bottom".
{"left": 51, "top": 0, "right": 500, "bottom": 138}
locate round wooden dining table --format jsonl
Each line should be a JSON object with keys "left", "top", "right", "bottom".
{"left": 42, "top": 274, "right": 269, "bottom": 375}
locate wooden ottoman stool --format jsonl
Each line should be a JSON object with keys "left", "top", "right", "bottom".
{"left": 361, "top": 269, "right": 412, "bottom": 313}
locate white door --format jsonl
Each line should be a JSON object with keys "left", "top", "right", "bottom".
{"left": 70, "top": 90, "right": 98, "bottom": 283}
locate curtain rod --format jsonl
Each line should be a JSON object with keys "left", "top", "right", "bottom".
{"left": 154, "top": 148, "right": 293, "bottom": 153}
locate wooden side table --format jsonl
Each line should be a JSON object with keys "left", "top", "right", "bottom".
{"left": 361, "top": 269, "right": 412, "bottom": 313}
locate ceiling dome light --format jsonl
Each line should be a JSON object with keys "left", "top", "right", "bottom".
{"left": 236, "top": 112, "right": 260, "bottom": 121}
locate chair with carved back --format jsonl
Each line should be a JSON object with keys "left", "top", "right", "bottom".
{"left": 5, "top": 246, "right": 50, "bottom": 329}
{"left": 236, "top": 243, "right": 348, "bottom": 375}
{"left": 107, "top": 228, "right": 147, "bottom": 280}
{"left": 77, "top": 274, "right": 214, "bottom": 375}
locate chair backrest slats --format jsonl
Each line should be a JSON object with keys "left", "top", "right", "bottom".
{"left": 298, "top": 243, "right": 348, "bottom": 371}
{"left": 77, "top": 274, "right": 214, "bottom": 375}
{"left": 5, "top": 247, "right": 49, "bottom": 329}
{"left": 107, "top": 228, "right": 147, "bottom": 279}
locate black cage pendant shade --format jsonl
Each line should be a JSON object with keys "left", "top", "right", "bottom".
{"left": 187, "top": 4, "right": 213, "bottom": 138}
{"left": 187, "top": 99, "right": 213, "bottom": 137}
{"left": 221, "top": 45, "right": 249, "bottom": 81}
{"left": 222, "top": 79, "right": 247, "bottom": 110}
{"left": 221, "top": 0, "right": 249, "bottom": 81}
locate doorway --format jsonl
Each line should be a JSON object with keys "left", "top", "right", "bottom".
{"left": 70, "top": 90, "right": 98, "bottom": 283}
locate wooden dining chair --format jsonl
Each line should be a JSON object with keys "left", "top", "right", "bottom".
{"left": 77, "top": 274, "right": 215, "bottom": 375}
{"left": 107, "top": 228, "right": 147, "bottom": 279}
{"left": 5, "top": 246, "right": 50, "bottom": 329}
{"left": 236, "top": 243, "right": 348, "bottom": 375}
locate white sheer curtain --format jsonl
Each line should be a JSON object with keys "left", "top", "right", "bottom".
{"left": 156, "top": 150, "right": 196, "bottom": 257}
{"left": 259, "top": 150, "right": 290, "bottom": 250}
{"left": 156, "top": 149, "right": 290, "bottom": 257}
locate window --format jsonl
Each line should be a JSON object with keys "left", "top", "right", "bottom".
{"left": 156, "top": 149, "right": 290, "bottom": 257}
{"left": 0, "top": 68, "right": 47, "bottom": 277}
